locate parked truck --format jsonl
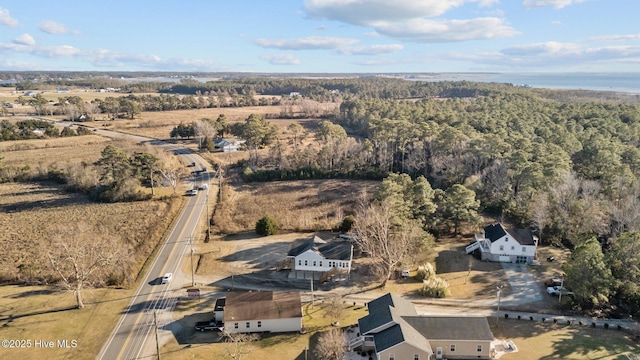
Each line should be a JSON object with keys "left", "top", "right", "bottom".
{"left": 195, "top": 320, "right": 223, "bottom": 332}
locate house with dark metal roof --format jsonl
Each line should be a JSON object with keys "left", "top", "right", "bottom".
{"left": 221, "top": 291, "right": 302, "bottom": 334}
{"left": 465, "top": 223, "right": 538, "bottom": 264}
{"left": 349, "top": 293, "right": 496, "bottom": 360}
{"left": 287, "top": 235, "right": 353, "bottom": 281}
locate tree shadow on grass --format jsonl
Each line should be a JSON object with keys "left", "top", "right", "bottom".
{"left": 0, "top": 305, "right": 78, "bottom": 324}
{"left": 540, "top": 327, "right": 640, "bottom": 359}
{"left": 3, "top": 287, "right": 61, "bottom": 298}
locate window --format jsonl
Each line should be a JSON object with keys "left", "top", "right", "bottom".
{"left": 298, "top": 260, "right": 302, "bottom": 266}
{"left": 258, "top": 321, "right": 262, "bottom": 328}
{"left": 477, "top": 345, "right": 483, "bottom": 352}
{"left": 304, "top": 260, "right": 308, "bottom": 266}
{"left": 389, "top": 354, "right": 395, "bottom": 360}
{"left": 450, "top": 344, "right": 456, "bottom": 352}
{"left": 246, "top": 322, "right": 250, "bottom": 328}
{"left": 511, "top": 246, "right": 515, "bottom": 250}
{"left": 499, "top": 245, "right": 504, "bottom": 251}
{"left": 522, "top": 247, "right": 526, "bottom": 253}
{"left": 319, "top": 261, "right": 322, "bottom": 267}
{"left": 313, "top": 261, "right": 316, "bottom": 267}
{"left": 234, "top": 322, "right": 238, "bottom": 329}
{"left": 414, "top": 354, "right": 420, "bottom": 360}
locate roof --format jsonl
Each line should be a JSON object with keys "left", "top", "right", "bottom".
{"left": 317, "top": 241, "right": 352, "bottom": 260}
{"left": 223, "top": 291, "right": 302, "bottom": 322}
{"left": 359, "top": 293, "right": 417, "bottom": 335}
{"left": 506, "top": 227, "right": 536, "bottom": 245}
{"left": 287, "top": 236, "right": 326, "bottom": 257}
{"left": 484, "top": 223, "right": 508, "bottom": 242}
{"left": 373, "top": 321, "right": 433, "bottom": 354}
{"left": 402, "top": 316, "right": 495, "bottom": 341}
{"left": 484, "top": 223, "right": 535, "bottom": 245}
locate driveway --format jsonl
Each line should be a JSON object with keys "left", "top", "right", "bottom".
{"left": 499, "top": 263, "right": 543, "bottom": 307}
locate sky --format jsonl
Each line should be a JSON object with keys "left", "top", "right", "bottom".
{"left": 0, "top": 0, "right": 639, "bottom": 73}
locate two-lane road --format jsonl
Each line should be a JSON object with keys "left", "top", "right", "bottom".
{"left": 80, "top": 128, "right": 211, "bottom": 359}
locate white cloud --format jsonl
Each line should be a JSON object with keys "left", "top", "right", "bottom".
{"left": 304, "top": 0, "right": 515, "bottom": 44}
{"left": 373, "top": 17, "right": 519, "bottom": 42}
{"left": 590, "top": 34, "right": 640, "bottom": 42}
{"left": 39, "top": 20, "right": 79, "bottom": 34}
{"left": 338, "top": 44, "right": 404, "bottom": 55}
{"left": 522, "top": 0, "right": 586, "bottom": 9}
{"left": 260, "top": 54, "right": 301, "bottom": 65}
{"left": 0, "top": 7, "right": 19, "bottom": 27}
{"left": 304, "top": 0, "right": 487, "bottom": 24}
{"left": 255, "top": 36, "right": 359, "bottom": 50}
{"left": 501, "top": 41, "right": 581, "bottom": 56}
{"left": 13, "top": 34, "right": 35, "bottom": 46}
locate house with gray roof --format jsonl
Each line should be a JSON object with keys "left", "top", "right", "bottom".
{"left": 287, "top": 235, "right": 353, "bottom": 280}
{"left": 349, "top": 293, "right": 496, "bottom": 360}
{"left": 466, "top": 223, "right": 538, "bottom": 264}
{"left": 221, "top": 291, "right": 302, "bottom": 334}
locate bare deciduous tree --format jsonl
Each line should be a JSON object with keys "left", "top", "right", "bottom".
{"left": 46, "top": 224, "right": 131, "bottom": 309}
{"left": 353, "top": 200, "right": 429, "bottom": 287}
{"left": 223, "top": 331, "right": 258, "bottom": 360}
{"left": 314, "top": 328, "right": 346, "bottom": 360}
{"left": 324, "top": 293, "right": 346, "bottom": 326}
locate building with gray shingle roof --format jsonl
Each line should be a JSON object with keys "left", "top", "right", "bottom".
{"left": 349, "top": 293, "right": 495, "bottom": 360}
{"left": 466, "top": 223, "right": 538, "bottom": 264}
{"left": 287, "top": 235, "right": 353, "bottom": 281}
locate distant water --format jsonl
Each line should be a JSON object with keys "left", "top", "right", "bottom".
{"left": 410, "top": 72, "right": 640, "bottom": 94}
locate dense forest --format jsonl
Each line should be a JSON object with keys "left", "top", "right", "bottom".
{"left": 2, "top": 74, "right": 640, "bottom": 315}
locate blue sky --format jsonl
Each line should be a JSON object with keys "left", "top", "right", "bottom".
{"left": 1, "top": 0, "right": 639, "bottom": 73}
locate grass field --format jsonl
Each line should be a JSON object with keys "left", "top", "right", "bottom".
{"left": 0, "top": 285, "right": 135, "bottom": 360}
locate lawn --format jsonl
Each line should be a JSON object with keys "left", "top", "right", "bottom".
{"left": 0, "top": 285, "right": 135, "bottom": 360}
{"left": 490, "top": 318, "right": 640, "bottom": 359}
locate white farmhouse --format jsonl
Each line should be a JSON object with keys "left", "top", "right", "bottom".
{"left": 466, "top": 223, "right": 538, "bottom": 264}
{"left": 222, "top": 291, "right": 302, "bottom": 334}
{"left": 287, "top": 235, "right": 353, "bottom": 280}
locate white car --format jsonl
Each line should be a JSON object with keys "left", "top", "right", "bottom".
{"left": 186, "top": 189, "right": 198, "bottom": 196}
{"left": 546, "top": 286, "right": 573, "bottom": 296}
{"left": 161, "top": 273, "right": 173, "bottom": 284}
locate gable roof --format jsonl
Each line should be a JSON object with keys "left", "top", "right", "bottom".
{"left": 484, "top": 223, "right": 508, "bottom": 242}
{"left": 223, "top": 291, "right": 302, "bottom": 322}
{"left": 402, "top": 316, "right": 494, "bottom": 341}
{"left": 287, "top": 236, "right": 326, "bottom": 257}
{"left": 317, "top": 241, "right": 352, "bottom": 260}
{"left": 484, "top": 223, "right": 536, "bottom": 246}
{"left": 359, "top": 293, "right": 417, "bottom": 335}
{"left": 506, "top": 227, "right": 536, "bottom": 245}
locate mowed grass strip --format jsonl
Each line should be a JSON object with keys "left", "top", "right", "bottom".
{"left": 490, "top": 318, "right": 640, "bottom": 359}
{"left": 0, "top": 285, "right": 135, "bottom": 360}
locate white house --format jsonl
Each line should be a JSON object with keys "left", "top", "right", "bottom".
{"left": 287, "top": 235, "right": 353, "bottom": 280}
{"left": 466, "top": 223, "right": 538, "bottom": 264}
{"left": 214, "top": 138, "right": 244, "bottom": 152}
{"left": 221, "top": 291, "right": 302, "bottom": 334}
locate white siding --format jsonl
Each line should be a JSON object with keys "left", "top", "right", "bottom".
{"left": 225, "top": 317, "right": 301, "bottom": 334}
{"left": 293, "top": 250, "right": 352, "bottom": 273}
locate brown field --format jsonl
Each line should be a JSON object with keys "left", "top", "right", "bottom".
{"left": 0, "top": 182, "right": 184, "bottom": 282}
{"left": 0, "top": 134, "right": 113, "bottom": 169}
{"left": 212, "top": 179, "right": 378, "bottom": 234}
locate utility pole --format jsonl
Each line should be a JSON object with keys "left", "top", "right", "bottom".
{"left": 189, "top": 236, "right": 195, "bottom": 287}
{"left": 310, "top": 278, "right": 314, "bottom": 308}
{"left": 154, "top": 311, "right": 161, "bottom": 360}
{"left": 496, "top": 284, "right": 503, "bottom": 324}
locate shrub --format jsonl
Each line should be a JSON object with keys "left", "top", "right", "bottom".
{"left": 415, "top": 263, "right": 436, "bottom": 282}
{"left": 417, "top": 277, "right": 450, "bottom": 298}
{"left": 604, "top": 323, "right": 609, "bottom": 329}
{"left": 255, "top": 215, "right": 279, "bottom": 236}
{"left": 339, "top": 215, "right": 355, "bottom": 232}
